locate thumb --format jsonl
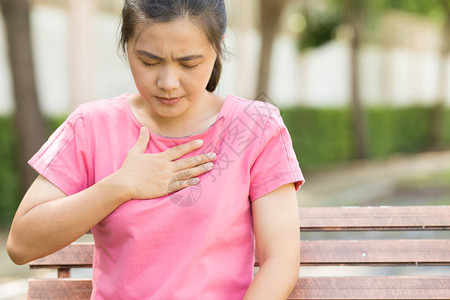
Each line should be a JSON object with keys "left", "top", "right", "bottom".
{"left": 134, "top": 127, "right": 150, "bottom": 153}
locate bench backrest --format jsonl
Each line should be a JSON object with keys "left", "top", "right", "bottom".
{"left": 28, "top": 205, "right": 450, "bottom": 299}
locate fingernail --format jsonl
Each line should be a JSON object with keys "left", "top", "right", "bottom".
{"left": 195, "top": 139, "right": 204, "bottom": 146}
{"left": 207, "top": 153, "right": 217, "bottom": 160}
{"left": 189, "top": 178, "right": 200, "bottom": 185}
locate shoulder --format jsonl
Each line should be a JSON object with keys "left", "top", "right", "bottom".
{"left": 77, "top": 94, "right": 130, "bottom": 119}
{"left": 58, "top": 94, "right": 131, "bottom": 136}
{"left": 78, "top": 94, "right": 130, "bottom": 114}
{"left": 225, "top": 94, "right": 284, "bottom": 131}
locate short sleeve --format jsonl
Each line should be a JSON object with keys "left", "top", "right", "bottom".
{"left": 28, "top": 106, "right": 92, "bottom": 196}
{"left": 249, "top": 111, "right": 304, "bottom": 201}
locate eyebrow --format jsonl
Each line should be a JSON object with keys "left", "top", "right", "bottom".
{"left": 136, "top": 50, "right": 204, "bottom": 62}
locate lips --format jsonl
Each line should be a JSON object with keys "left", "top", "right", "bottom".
{"left": 155, "top": 96, "right": 182, "bottom": 105}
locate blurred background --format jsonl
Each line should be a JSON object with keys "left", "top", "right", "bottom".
{"left": 0, "top": 0, "right": 450, "bottom": 298}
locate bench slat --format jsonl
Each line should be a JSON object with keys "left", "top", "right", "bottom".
{"left": 299, "top": 206, "right": 450, "bottom": 231}
{"left": 30, "top": 239, "right": 450, "bottom": 268}
{"left": 28, "top": 277, "right": 450, "bottom": 300}
{"left": 300, "top": 239, "right": 450, "bottom": 266}
{"left": 28, "top": 279, "right": 92, "bottom": 299}
{"left": 288, "top": 276, "right": 450, "bottom": 299}
{"left": 29, "top": 243, "right": 93, "bottom": 268}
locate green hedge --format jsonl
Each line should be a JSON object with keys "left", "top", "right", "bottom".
{"left": 366, "top": 107, "right": 433, "bottom": 158}
{"left": 0, "top": 117, "right": 20, "bottom": 225}
{"left": 282, "top": 108, "right": 354, "bottom": 170}
{"left": 282, "top": 106, "right": 449, "bottom": 170}
{"left": 0, "top": 106, "right": 449, "bottom": 225}
{"left": 445, "top": 109, "right": 450, "bottom": 146}
{"left": 0, "top": 116, "right": 65, "bottom": 226}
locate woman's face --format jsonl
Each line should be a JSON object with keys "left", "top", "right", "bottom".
{"left": 127, "top": 18, "right": 217, "bottom": 120}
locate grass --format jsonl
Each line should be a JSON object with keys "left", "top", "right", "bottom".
{"left": 397, "top": 170, "right": 450, "bottom": 189}
{"left": 386, "top": 170, "right": 450, "bottom": 206}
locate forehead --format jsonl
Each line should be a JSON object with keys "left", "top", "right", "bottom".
{"left": 132, "top": 18, "right": 214, "bottom": 55}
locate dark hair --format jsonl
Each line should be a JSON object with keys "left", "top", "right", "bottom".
{"left": 119, "top": 0, "right": 227, "bottom": 92}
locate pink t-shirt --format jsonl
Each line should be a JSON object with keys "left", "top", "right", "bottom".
{"left": 29, "top": 94, "right": 304, "bottom": 299}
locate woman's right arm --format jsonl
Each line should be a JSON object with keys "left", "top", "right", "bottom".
{"left": 7, "top": 128, "right": 215, "bottom": 265}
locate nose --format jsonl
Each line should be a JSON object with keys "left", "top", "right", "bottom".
{"left": 156, "top": 66, "right": 180, "bottom": 91}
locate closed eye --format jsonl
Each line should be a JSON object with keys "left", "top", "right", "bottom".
{"left": 140, "top": 59, "right": 199, "bottom": 70}
{"left": 141, "top": 61, "right": 159, "bottom": 67}
{"left": 182, "top": 64, "right": 199, "bottom": 70}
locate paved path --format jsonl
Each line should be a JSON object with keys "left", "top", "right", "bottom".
{"left": 299, "top": 150, "right": 450, "bottom": 207}
{"left": 1, "top": 150, "right": 450, "bottom": 299}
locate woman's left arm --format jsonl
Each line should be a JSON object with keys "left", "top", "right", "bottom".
{"left": 243, "top": 183, "right": 300, "bottom": 300}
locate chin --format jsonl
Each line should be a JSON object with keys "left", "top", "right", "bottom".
{"left": 153, "top": 105, "right": 187, "bottom": 119}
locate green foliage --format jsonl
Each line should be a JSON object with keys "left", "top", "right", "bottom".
{"left": 444, "top": 108, "right": 450, "bottom": 146}
{"left": 283, "top": 107, "right": 354, "bottom": 169}
{"left": 297, "top": 1, "right": 343, "bottom": 53}
{"left": 297, "top": 0, "right": 449, "bottom": 52}
{"left": 0, "top": 117, "right": 20, "bottom": 226}
{"left": 0, "top": 116, "right": 65, "bottom": 227}
{"left": 373, "top": 0, "right": 446, "bottom": 24}
{"left": 297, "top": 14, "right": 342, "bottom": 52}
{"left": 282, "top": 106, "right": 449, "bottom": 171}
{"left": 367, "top": 107, "right": 433, "bottom": 157}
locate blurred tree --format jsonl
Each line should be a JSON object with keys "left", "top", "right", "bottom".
{"left": 298, "top": 0, "right": 369, "bottom": 159}
{"left": 0, "top": 0, "right": 47, "bottom": 194}
{"left": 374, "top": 0, "right": 450, "bottom": 149}
{"left": 345, "top": 0, "right": 369, "bottom": 159}
{"left": 257, "top": 0, "right": 289, "bottom": 98}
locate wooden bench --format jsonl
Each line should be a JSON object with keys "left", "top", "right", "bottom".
{"left": 28, "top": 205, "right": 450, "bottom": 299}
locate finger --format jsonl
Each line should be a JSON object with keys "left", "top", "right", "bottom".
{"left": 173, "top": 162, "right": 214, "bottom": 181}
{"left": 133, "top": 127, "right": 150, "bottom": 153}
{"left": 172, "top": 152, "right": 216, "bottom": 171}
{"left": 168, "top": 178, "right": 200, "bottom": 193}
{"left": 164, "top": 139, "right": 204, "bottom": 161}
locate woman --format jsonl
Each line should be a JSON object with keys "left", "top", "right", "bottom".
{"left": 7, "top": 1, "right": 304, "bottom": 299}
